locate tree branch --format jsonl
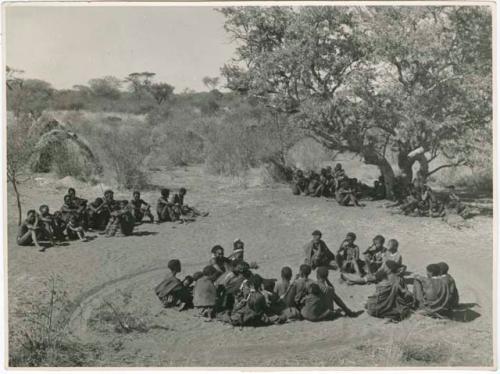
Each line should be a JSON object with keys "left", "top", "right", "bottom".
{"left": 427, "top": 160, "right": 466, "bottom": 177}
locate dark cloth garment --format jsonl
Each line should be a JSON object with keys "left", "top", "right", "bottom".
{"left": 366, "top": 273, "right": 414, "bottom": 320}
{"left": 301, "top": 294, "right": 333, "bottom": 322}
{"left": 87, "top": 202, "right": 109, "bottom": 230}
{"left": 413, "top": 275, "right": 459, "bottom": 315}
{"left": 154, "top": 273, "right": 190, "bottom": 308}
{"left": 304, "top": 240, "right": 335, "bottom": 269}
{"left": 119, "top": 209, "right": 135, "bottom": 236}
{"left": 292, "top": 278, "right": 314, "bottom": 308}
{"left": 193, "top": 276, "right": 217, "bottom": 307}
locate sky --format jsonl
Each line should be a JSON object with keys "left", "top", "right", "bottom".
{"left": 4, "top": 5, "right": 237, "bottom": 92}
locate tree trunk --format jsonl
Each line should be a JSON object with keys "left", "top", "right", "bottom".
{"left": 363, "top": 146, "right": 396, "bottom": 201}
{"left": 11, "top": 176, "right": 22, "bottom": 226}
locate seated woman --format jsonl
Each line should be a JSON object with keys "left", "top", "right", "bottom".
{"left": 229, "top": 274, "right": 270, "bottom": 327}
{"left": 413, "top": 263, "right": 459, "bottom": 317}
{"left": 365, "top": 260, "right": 415, "bottom": 321}
{"left": 154, "top": 259, "right": 192, "bottom": 308}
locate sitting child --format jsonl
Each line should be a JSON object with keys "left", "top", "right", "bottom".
{"left": 337, "top": 232, "right": 363, "bottom": 275}
{"left": 66, "top": 215, "right": 87, "bottom": 242}
{"left": 193, "top": 265, "right": 219, "bottom": 319}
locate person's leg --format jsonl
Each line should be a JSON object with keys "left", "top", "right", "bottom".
{"left": 30, "top": 229, "right": 42, "bottom": 248}
{"left": 17, "top": 231, "right": 33, "bottom": 246}
{"left": 332, "top": 291, "right": 355, "bottom": 316}
{"left": 412, "top": 279, "right": 425, "bottom": 307}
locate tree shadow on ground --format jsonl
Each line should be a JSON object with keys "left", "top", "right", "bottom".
{"left": 447, "top": 303, "right": 481, "bottom": 322}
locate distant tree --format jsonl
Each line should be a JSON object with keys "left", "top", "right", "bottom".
{"left": 124, "top": 72, "right": 156, "bottom": 97}
{"left": 202, "top": 76, "right": 220, "bottom": 91}
{"left": 88, "top": 76, "right": 122, "bottom": 99}
{"left": 149, "top": 82, "right": 174, "bottom": 105}
{"left": 6, "top": 66, "right": 24, "bottom": 90}
{"left": 7, "top": 78, "right": 54, "bottom": 120}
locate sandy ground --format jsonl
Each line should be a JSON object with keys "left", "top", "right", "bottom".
{"left": 7, "top": 167, "right": 494, "bottom": 367}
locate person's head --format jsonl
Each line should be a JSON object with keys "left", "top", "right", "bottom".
{"left": 182, "top": 275, "right": 194, "bottom": 287}
{"left": 104, "top": 190, "right": 114, "bottom": 200}
{"left": 39, "top": 204, "right": 49, "bottom": 215}
{"left": 297, "top": 170, "right": 303, "bottom": 177}
{"left": 374, "top": 180, "right": 380, "bottom": 187}
{"left": 316, "top": 266, "right": 329, "bottom": 281}
{"left": 192, "top": 271, "right": 204, "bottom": 281}
{"left": 345, "top": 232, "right": 356, "bottom": 244}
{"left": 133, "top": 191, "right": 140, "bottom": 199}
{"left": 437, "top": 262, "right": 449, "bottom": 275}
{"left": 26, "top": 209, "right": 36, "bottom": 222}
{"left": 68, "top": 188, "right": 76, "bottom": 197}
{"left": 426, "top": 263, "right": 441, "bottom": 277}
{"left": 202, "top": 265, "right": 218, "bottom": 281}
{"left": 308, "top": 282, "right": 321, "bottom": 296}
{"left": 373, "top": 235, "right": 385, "bottom": 249}
{"left": 211, "top": 245, "right": 224, "bottom": 258}
{"left": 281, "top": 266, "right": 292, "bottom": 282}
{"left": 179, "top": 187, "right": 187, "bottom": 196}
{"left": 299, "top": 264, "right": 312, "bottom": 278}
{"left": 168, "top": 259, "right": 181, "bottom": 274}
{"left": 94, "top": 197, "right": 103, "bottom": 205}
{"left": 161, "top": 188, "right": 170, "bottom": 198}
{"left": 312, "top": 230, "right": 322, "bottom": 243}
{"left": 120, "top": 200, "right": 128, "bottom": 208}
{"left": 233, "top": 239, "right": 244, "bottom": 250}
{"left": 64, "top": 195, "right": 72, "bottom": 204}
{"left": 387, "top": 239, "right": 399, "bottom": 252}
{"left": 335, "top": 163, "right": 342, "bottom": 171}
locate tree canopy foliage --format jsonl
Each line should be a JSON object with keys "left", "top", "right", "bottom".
{"left": 220, "top": 6, "right": 492, "bottom": 198}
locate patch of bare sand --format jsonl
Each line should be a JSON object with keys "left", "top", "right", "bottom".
{"left": 7, "top": 167, "right": 493, "bottom": 367}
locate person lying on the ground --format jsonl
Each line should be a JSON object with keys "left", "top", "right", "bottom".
{"left": 335, "top": 180, "right": 361, "bottom": 207}
{"left": 336, "top": 232, "right": 363, "bottom": 275}
{"left": 155, "top": 259, "right": 192, "bottom": 308}
{"left": 365, "top": 260, "right": 415, "bottom": 322}
{"left": 227, "top": 239, "right": 259, "bottom": 269}
{"left": 171, "top": 187, "right": 209, "bottom": 220}
{"left": 316, "top": 267, "right": 357, "bottom": 318}
{"left": 130, "top": 191, "right": 154, "bottom": 223}
{"left": 292, "top": 264, "right": 314, "bottom": 309}
{"left": 209, "top": 245, "right": 231, "bottom": 277}
{"left": 412, "top": 263, "right": 459, "bottom": 317}
{"left": 229, "top": 274, "right": 271, "bottom": 327}
{"left": 193, "top": 265, "right": 219, "bottom": 319}
{"left": 66, "top": 215, "right": 87, "bottom": 242}
{"left": 379, "top": 239, "right": 406, "bottom": 274}
{"left": 17, "top": 209, "right": 44, "bottom": 249}
{"left": 156, "top": 188, "right": 178, "bottom": 223}
{"left": 291, "top": 169, "right": 308, "bottom": 195}
{"left": 363, "top": 235, "right": 387, "bottom": 275}
{"left": 87, "top": 198, "right": 108, "bottom": 231}
{"left": 304, "top": 230, "right": 336, "bottom": 270}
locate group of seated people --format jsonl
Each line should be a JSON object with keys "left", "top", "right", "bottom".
{"left": 398, "top": 182, "right": 470, "bottom": 219}
{"left": 291, "top": 163, "right": 381, "bottom": 206}
{"left": 16, "top": 187, "right": 207, "bottom": 251}
{"left": 154, "top": 232, "right": 460, "bottom": 326}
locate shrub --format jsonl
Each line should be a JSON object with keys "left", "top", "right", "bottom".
{"left": 9, "top": 276, "right": 101, "bottom": 367}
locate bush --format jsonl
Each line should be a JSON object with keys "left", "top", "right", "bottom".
{"left": 9, "top": 277, "right": 101, "bottom": 367}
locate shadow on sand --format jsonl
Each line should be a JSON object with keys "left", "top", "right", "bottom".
{"left": 132, "top": 231, "right": 158, "bottom": 237}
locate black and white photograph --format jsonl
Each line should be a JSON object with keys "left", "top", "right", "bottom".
{"left": 2, "top": 2, "right": 496, "bottom": 368}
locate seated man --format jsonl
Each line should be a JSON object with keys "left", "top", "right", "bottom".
{"left": 215, "top": 260, "right": 253, "bottom": 311}
{"left": 363, "top": 235, "right": 387, "bottom": 275}
{"left": 291, "top": 169, "right": 308, "bottom": 196}
{"left": 300, "top": 283, "right": 334, "bottom": 322}
{"left": 60, "top": 195, "right": 82, "bottom": 224}
{"left": 230, "top": 275, "right": 270, "bottom": 327}
{"left": 305, "top": 171, "right": 320, "bottom": 196}
{"left": 68, "top": 188, "right": 88, "bottom": 228}
{"left": 17, "top": 210, "right": 44, "bottom": 250}
{"left": 37, "top": 205, "right": 59, "bottom": 244}
{"left": 193, "top": 265, "right": 219, "bottom": 319}
{"left": 227, "top": 239, "right": 258, "bottom": 269}
{"left": 101, "top": 190, "right": 120, "bottom": 227}
{"left": 87, "top": 198, "right": 108, "bottom": 231}
{"left": 336, "top": 232, "right": 363, "bottom": 275}
{"left": 171, "top": 188, "right": 208, "bottom": 220}
{"left": 400, "top": 184, "right": 421, "bottom": 216}
{"left": 291, "top": 264, "right": 314, "bottom": 309}
{"left": 365, "top": 260, "right": 415, "bottom": 321}
{"left": 154, "top": 259, "right": 192, "bottom": 308}
{"left": 304, "top": 230, "right": 336, "bottom": 270}
{"left": 335, "top": 180, "right": 361, "bottom": 207}
{"left": 156, "top": 188, "right": 177, "bottom": 222}
{"left": 130, "top": 191, "right": 154, "bottom": 223}
{"left": 420, "top": 185, "right": 444, "bottom": 218}
{"left": 104, "top": 200, "right": 135, "bottom": 237}
{"left": 66, "top": 214, "right": 87, "bottom": 242}
{"left": 413, "top": 263, "right": 459, "bottom": 317}
{"left": 316, "top": 267, "right": 357, "bottom": 317}
{"left": 209, "top": 245, "right": 231, "bottom": 277}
